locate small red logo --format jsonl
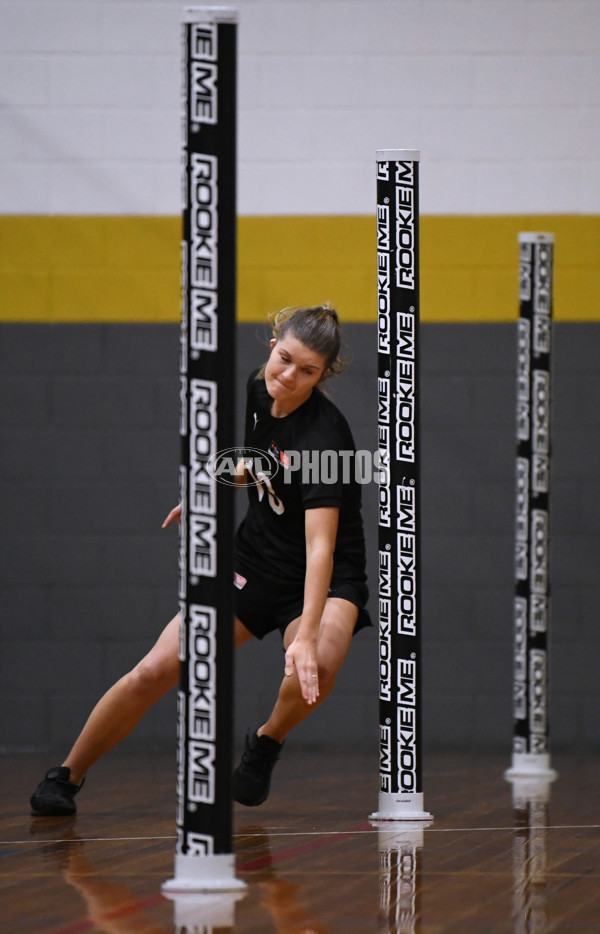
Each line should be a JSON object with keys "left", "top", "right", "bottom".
{"left": 270, "top": 442, "right": 289, "bottom": 469}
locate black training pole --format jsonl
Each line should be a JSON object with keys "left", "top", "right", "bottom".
{"left": 370, "top": 150, "right": 431, "bottom": 822}
{"left": 163, "top": 7, "right": 245, "bottom": 895}
{"left": 505, "top": 233, "right": 557, "bottom": 785}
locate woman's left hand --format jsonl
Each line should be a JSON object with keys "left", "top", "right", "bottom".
{"left": 284, "top": 637, "right": 320, "bottom": 705}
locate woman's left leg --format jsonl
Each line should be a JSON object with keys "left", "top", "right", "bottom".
{"left": 232, "top": 598, "right": 358, "bottom": 806}
{"left": 259, "top": 597, "right": 358, "bottom": 742}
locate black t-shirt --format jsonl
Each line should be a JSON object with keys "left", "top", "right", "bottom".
{"left": 234, "top": 371, "right": 368, "bottom": 586}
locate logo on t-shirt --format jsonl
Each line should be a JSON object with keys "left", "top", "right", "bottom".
{"left": 270, "top": 442, "right": 289, "bottom": 469}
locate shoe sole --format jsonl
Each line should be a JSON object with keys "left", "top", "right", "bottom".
{"left": 30, "top": 809, "right": 76, "bottom": 817}
{"left": 30, "top": 800, "right": 77, "bottom": 817}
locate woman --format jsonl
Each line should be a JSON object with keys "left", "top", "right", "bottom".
{"left": 30, "top": 305, "right": 370, "bottom": 816}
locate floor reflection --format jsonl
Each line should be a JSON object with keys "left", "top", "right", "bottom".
{"left": 33, "top": 822, "right": 341, "bottom": 933}
{"left": 30, "top": 820, "right": 174, "bottom": 934}
{"left": 508, "top": 777, "right": 553, "bottom": 934}
{"left": 236, "top": 824, "right": 330, "bottom": 933}
{"left": 374, "top": 822, "right": 430, "bottom": 934}
{"left": 12, "top": 750, "right": 600, "bottom": 932}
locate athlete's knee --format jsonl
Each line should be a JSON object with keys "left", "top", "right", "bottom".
{"left": 128, "top": 653, "right": 178, "bottom": 699}
{"left": 316, "top": 636, "right": 351, "bottom": 695}
{"left": 316, "top": 657, "right": 341, "bottom": 696}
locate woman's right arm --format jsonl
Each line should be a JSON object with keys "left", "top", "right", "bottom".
{"left": 235, "top": 456, "right": 248, "bottom": 488}
{"left": 162, "top": 503, "right": 181, "bottom": 528}
{"left": 162, "top": 451, "right": 246, "bottom": 531}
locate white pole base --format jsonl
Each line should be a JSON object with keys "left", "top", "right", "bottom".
{"left": 162, "top": 854, "right": 247, "bottom": 894}
{"left": 370, "top": 791, "right": 433, "bottom": 822}
{"left": 504, "top": 752, "right": 558, "bottom": 783}
{"left": 508, "top": 775, "right": 555, "bottom": 808}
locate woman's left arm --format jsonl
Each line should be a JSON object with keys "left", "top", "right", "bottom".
{"left": 284, "top": 506, "right": 339, "bottom": 704}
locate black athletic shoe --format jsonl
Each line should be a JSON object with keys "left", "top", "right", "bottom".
{"left": 232, "top": 731, "right": 283, "bottom": 807}
{"left": 30, "top": 767, "right": 84, "bottom": 817}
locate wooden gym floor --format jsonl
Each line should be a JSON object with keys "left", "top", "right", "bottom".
{"left": 2, "top": 747, "right": 600, "bottom": 932}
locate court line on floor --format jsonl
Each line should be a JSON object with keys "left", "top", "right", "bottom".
{"left": 6, "top": 821, "right": 600, "bottom": 849}
{"left": 234, "top": 823, "right": 600, "bottom": 840}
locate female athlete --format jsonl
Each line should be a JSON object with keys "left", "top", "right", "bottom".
{"left": 30, "top": 305, "right": 370, "bottom": 815}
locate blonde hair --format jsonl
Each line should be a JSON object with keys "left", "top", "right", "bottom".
{"left": 263, "top": 305, "right": 346, "bottom": 380}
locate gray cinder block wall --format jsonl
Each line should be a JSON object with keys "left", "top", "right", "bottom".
{"left": 1, "top": 322, "right": 599, "bottom": 755}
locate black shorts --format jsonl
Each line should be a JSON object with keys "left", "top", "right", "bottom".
{"left": 233, "top": 563, "right": 371, "bottom": 641}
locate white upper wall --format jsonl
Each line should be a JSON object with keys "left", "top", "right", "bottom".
{"left": 1, "top": 0, "right": 599, "bottom": 215}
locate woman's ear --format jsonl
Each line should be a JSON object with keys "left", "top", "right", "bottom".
{"left": 269, "top": 337, "right": 277, "bottom": 348}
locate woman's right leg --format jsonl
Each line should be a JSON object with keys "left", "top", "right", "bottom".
{"left": 64, "top": 614, "right": 254, "bottom": 784}
{"left": 63, "top": 613, "right": 182, "bottom": 784}
{"left": 32, "top": 611, "right": 256, "bottom": 814}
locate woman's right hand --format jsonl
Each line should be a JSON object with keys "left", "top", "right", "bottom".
{"left": 162, "top": 503, "right": 182, "bottom": 529}
{"left": 284, "top": 636, "right": 320, "bottom": 705}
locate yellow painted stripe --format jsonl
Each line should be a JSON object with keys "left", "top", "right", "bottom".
{"left": 0, "top": 214, "right": 598, "bottom": 323}
{"left": 0, "top": 216, "right": 180, "bottom": 323}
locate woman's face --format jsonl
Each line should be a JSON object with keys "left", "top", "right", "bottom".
{"left": 264, "top": 334, "right": 328, "bottom": 416}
